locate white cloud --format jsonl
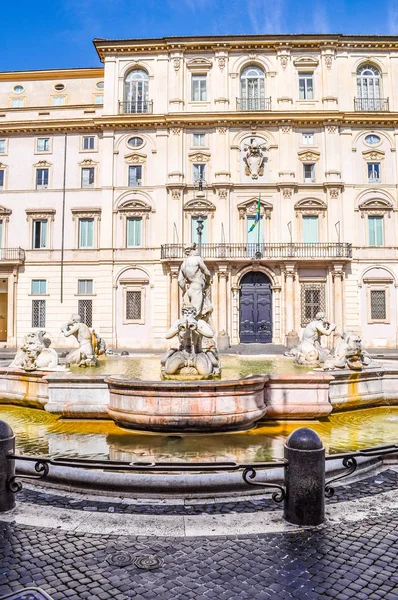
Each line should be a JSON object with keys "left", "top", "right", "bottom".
{"left": 247, "top": 0, "right": 284, "bottom": 34}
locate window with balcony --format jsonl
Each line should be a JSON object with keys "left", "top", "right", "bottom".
{"left": 32, "top": 300, "right": 46, "bottom": 328}
{"left": 192, "top": 75, "right": 207, "bottom": 101}
{"left": 36, "top": 168, "right": 49, "bottom": 189}
{"left": 82, "top": 136, "right": 96, "bottom": 150}
{"left": 124, "top": 69, "right": 149, "bottom": 113}
{"left": 302, "top": 216, "right": 319, "bottom": 243}
{"left": 299, "top": 72, "right": 314, "bottom": 99}
{"left": 126, "top": 217, "right": 142, "bottom": 247}
{"left": 240, "top": 66, "right": 265, "bottom": 110}
{"left": 78, "top": 218, "right": 94, "bottom": 248}
{"left": 356, "top": 64, "right": 383, "bottom": 111}
{"left": 193, "top": 163, "right": 206, "bottom": 182}
{"left": 303, "top": 163, "right": 315, "bottom": 182}
{"left": 33, "top": 220, "right": 48, "bottom": 249}
{"left": 128, "top": 165, "right": 142, "bottom": 187}
{"left": 193, "top": 133, "right": 206, "bottom": 147}
{"left": 191, "top": 215, "right": 208, "bottom": 245}
{"left": 31, "top": 280, "right": 47, "bottom": 295}
{"left": 37, "top": 138, "right": 50, "bottom": 152}
{"left": 81, "top": 167, "right": 95, "bottom": 188}
{"left": 368, "top": 216, "right": 384, "bottom": 246}
{"left": 78, "top": 279, "right": 94, "bottom": 295}
{"left": 302, "top": 132, "right": 314, "bottom": 145}
{"left": 368, "top": 162, "right": 380, "bottom": 182}
{"left": 0, "top": 170, "right": 4, "bottom": 190}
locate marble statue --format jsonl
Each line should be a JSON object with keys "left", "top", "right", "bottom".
{"left": 61, "top": 314, "right": 98, "bottom": 367}
{"left": 10, "top": 330, "right": 60, "bottom": 371}
{"left": 285, "top": 311, "right": 336, "bottom": 366}
{"left": 161, "top": 244, "right": 221, "bottom": 379}
{"left": 243, "top": 139, "right": 267, "bottom": 179}
{"left": 322, "top": 331, "right": 377, "bottom": 371}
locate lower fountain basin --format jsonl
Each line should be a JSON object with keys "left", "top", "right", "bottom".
{"left": 106, "top": 375, "right": 268, "bottom": 432}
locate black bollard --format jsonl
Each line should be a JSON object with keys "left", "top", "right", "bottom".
{"left": 0, "top": 420, "right": 16, "bottom": 512}
{"left": 284, "top": 427, "right": 325, "bottom": 526}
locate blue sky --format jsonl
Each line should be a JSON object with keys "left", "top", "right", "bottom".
{"left": 3, "top": 0, "right": 398, "bottom": 71}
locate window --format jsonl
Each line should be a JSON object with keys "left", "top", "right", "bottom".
{"left": 368, "top": 216, "right": 383, "bottom": 246}
{"left": 368, "top": 163, "right": 380, "bottom": 182}
{"left": 94, "top": 94, "right": 103, "bottom": 105}
{"left": 299, "top": 72, "right": 314, "bottom": 100}
{"left": 192, "top": 74, "right": 207, "bottom": 101}
{"left": 79, "top": 218, "right": 94, "bottom": 248}
{"left": 78, "top": 279, "right": 94, "bottom": 295}
{"left": 11, "top": 98, "right": 24, "bottom": 108}
{"left": 82, "top": 136, "right": 96, "bottom": 150}
{"left": 193, "top": 133, "right": 206, "bottom": 147}
{"left": 0, "top": 220, "right": 3, "bottom": 247}
{"left": 78, "top": 299, "right": 93, "bottom": 327}
{"left": 126, "top": 217, "right": 142, "bottom": 247}
{"left": 32, "top": 300, "right": 46, "bottom": 328}
{"left": 240, "top": 66, "right": 265, "bottom": 110}
{"left": 301, "top": 283, "right": 326, "bottom": 326}
{"left": 0, "top": 140, "right": 6, "bottom": 154}
{"left": 36, "top": 168, "right": 49, "bottom": 189}
{"left": 303, "top": 163, "right": 315, "bottom": 182}
{"left": 127, "top": 136, "right": 144, "bottom": 148}
{"left": 37, "top": 138, "right": 50, "bottom": 152}
{"left": 51, "top": 96, "right": 66, "bottom": 106}
{"left": 357, "top": 65, "right": 381, "bottom": 109}
{"left": 370, "top": 289, "right": 387, "bottom": 321}
{"left": 128, "top": 165, "right": 142, "bottom": 187}
{"left": 126, "top": 290, "right": 142, "bottom": 321}
{"left": 302, "top": 132, "right": 314, "bottom": 145}
{"left": 0, "top": 170, "right": 4, "bottom": 190}
{"left": 54, "top": 83, "right": 65, "bottom": 92}
{"left": 191, "top": 215, "right": 208, "bottom": 245}
{"left": 124, "top": 69, "right": 149, "bottom": 113}
{"left": 81, "top": 167, "right": 95, "bottom": 188}
{"left": 31, "top": 280, "right": 47, "bottom": 295}
{"left": 302, "top": 216, "right": 319, "bottom": 243}
{"left": 247, "top": 215, "right": 264, "bottom": 256}
{"left": 365, "top": 134, "right": 381, "bottom": 145}
{"left": 96, "top": 81, "right": 104, "bottom": 89}
{"left": 33, "top": 220, "right": 48, "bottom": 249}
{"left": 193, "top": 163, "right": 206, "bottom": 182}
{"left": 13, "top": 85, "right": 24, "bottom": 94}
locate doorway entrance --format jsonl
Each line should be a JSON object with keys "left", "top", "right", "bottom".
{"left": 239, "top": 271, "right": 272, "bottom": 343}
{"left": 0, "top": 292, "right": 7, "bottom": 342}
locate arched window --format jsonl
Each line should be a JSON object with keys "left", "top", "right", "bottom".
{"left": 124, "top": 69, "right": 149, "bottom": 113}
{"left": 356, "top": 65, "right": 382, "bottom": 110}
{"left": 240, "top": 66, "right": 266, "bottom": 111}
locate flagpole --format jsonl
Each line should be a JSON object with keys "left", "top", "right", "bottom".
{"left": 257, "top": 193, "right": 261, "bottom": 252}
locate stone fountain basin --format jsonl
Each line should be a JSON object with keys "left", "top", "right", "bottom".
{"left": 105, "top": 375, "right": 268, "bottom": 432}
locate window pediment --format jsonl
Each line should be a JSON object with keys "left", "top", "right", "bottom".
{"left": 298, "top": 150, "right": 320, "bottom": 162}
{"left": 295, "top": 198, "right": 327, "bottom": 217}
{"left": 79, "top": 158, "right": 98, "bottom": 166}
{"left": 358, "top": 198, "right": 393, "bottom": 217}
{"left": 125, "top": 152, "right": 147, "bottom": 164}
{"left": 186, "top": 57, "right": 212, "bottom": 72}
{"left": 188, "top": 151, "right": 211, "bottom": 162}
{"left": 238, "top": 198, "right": 273, "bottom": 220}
{"left": 118, "top": 199, "right": 153, "bottom": 218}
{"left": 183, "top": 198, "right": 216, "bottom": 218}
{"left": 0, "top": 162, "right": 7, "bottom": 169}
{"left": 0, "top": 205, "right": 11, "bottom": 222}
{"left": 362, "top": 149, "right": 385, "bottom": 161}
{"left": 71, "top": 207, "right": 102, "bottom": 220}
{"left": 26, "top": 208, "right": 55, "bottom": 222}
{"left": 293, "top": 56, "right": 319, "bottom": 68}
{"left": 33, "top": 160, "right": 52, "bottom": 168}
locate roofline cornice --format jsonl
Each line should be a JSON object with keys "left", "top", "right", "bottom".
{"left": 93, "top": 34, "right": 398, "bottom": 62}
{"left": 0, "top": 68, "right": 104, "bottom": 82}
{"left": 1, "top": 111, "right": 398, "bottom": 135}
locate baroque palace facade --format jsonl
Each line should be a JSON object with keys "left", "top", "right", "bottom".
{"left": 0, "top": 34, "right": 398, "bottom": 348}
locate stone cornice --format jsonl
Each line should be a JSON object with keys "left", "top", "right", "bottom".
{"left": 2, "top": 110, "right": 398, "bottom": 135}
{"left": 94, "top": 34, "right": 398, "bottom": 61}
{"left": 0, "top": 68, "right": 103, "bottom": 81}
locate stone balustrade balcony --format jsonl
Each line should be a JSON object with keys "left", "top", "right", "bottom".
{"left": 236, "top": 97, "right": 272, "bottom": 111}
{"left": 119, "top": 100, "right": 153, "bottom": 114}
{"left": 354, "top": 97, "right": 389, "bottom": 111}
{"left": 0, "top": 248, "right": 25, "bottom": 265}
{"left": 160, "top": 243, "right": 352, "bottom": 261}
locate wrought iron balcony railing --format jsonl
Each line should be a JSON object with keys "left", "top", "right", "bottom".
{"left": 0, "top": 248, "right": 25, "bottom": 262}
{"left": 354, "top": 97, "right": 389, "bottom": 111}
{"left": 161, "top": 243, "right": 352, "bottom": 260}
{"left": 236, "top": 97, "right": 272, "bottom": 111}
{"left": 119, "top": 100, "right": 153, "bottom": 114}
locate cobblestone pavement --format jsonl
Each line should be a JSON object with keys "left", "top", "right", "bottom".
{"left": 0, "top": 507, "right": 397, "bottom": 600}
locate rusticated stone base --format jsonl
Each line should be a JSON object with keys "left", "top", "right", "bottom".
{"left": 106, "top": 375, "right": 268, "bottom": 432}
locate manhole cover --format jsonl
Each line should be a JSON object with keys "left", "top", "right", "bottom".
{"left": 1, "top": 589, "right": 54, "bottom": 600}
{"left": 134, "top": 555, "right": 164, "bottom": 570}
{"left": 106, "top": 551, "right": 135, "bottom": 567}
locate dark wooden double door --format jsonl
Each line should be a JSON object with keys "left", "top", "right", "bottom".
{"left": 239, "top": 272, "right": 272, "bottom": 343}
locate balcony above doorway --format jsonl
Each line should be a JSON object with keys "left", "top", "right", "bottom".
{"left": 119, "top": 100, "right": 153, "bottom": 114}
{"left": 236, "top": 97, "right": 271, "bottom": 111}
{"left": 354, "top": 98, "right": 389, "bottom": 111}
{"left": 161, "top": 243, "right": 352, "bottom": 261}
{"left": 0, "top": 248, "right": 25, "bottom": 265}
